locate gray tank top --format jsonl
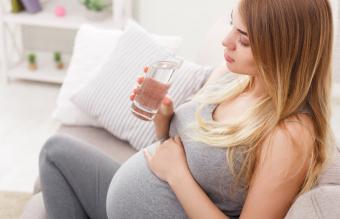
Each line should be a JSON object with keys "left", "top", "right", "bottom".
{"left": 169, "top": 100, "right": 247, "bottom": 217}
{"left": 107, "top": 99, "right": 311, "bottom": 219}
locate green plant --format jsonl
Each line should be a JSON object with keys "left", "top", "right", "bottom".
{"left": 80, "top": 0, "right": 111, "bottom": 11}
{"left": 27, "top": 53, "right": 36, "bottom": 64}
{"left": 11, "top": 0, "right": 24, "bottom": 13}
{"left": 54, "top": 51, "right": 62, "bottom": 63}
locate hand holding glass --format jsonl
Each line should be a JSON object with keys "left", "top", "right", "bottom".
{"left": 130, "top": 60, "right": 182, "bottom": 121}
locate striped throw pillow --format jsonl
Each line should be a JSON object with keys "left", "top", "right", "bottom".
{"left": 71, "top": 23, "right": 213, "bottom": 150}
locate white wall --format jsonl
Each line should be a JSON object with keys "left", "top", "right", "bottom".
{"left": 22, "top": 0, "right": 236, "bottom": 60}
{"left": 134, "top": 0, "right": 236, "bottom": 60}
{"left": 334, "top": 29, "right": 340, "bottom": 82}
{"left": 333, "top": 0, "right": 340, "bottom": 82}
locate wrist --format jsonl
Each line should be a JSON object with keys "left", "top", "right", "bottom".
{"left": 155, "top": 136, "right": 168, "bottom": 143}
{"left": 153, "top": 112, "right": 173, "bottom": 125}
{"left": 154, "top": 122, "right": 170, "bottom": 142}
{"left": 168, "top": 169, "right": 191, "bottom": 188}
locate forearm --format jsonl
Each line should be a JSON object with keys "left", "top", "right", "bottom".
{"left": 169, "top": 173, "right": 230, "bottom": 219}
{"left": 154, "top": 120, "right": 170, "bottom": 140}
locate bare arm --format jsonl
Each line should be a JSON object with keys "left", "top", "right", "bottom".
{"left": 240, "top": 115, "right": 315, "bottom": 219}
{"left": 169, "top": 173, "right": 230, "bottom": 219}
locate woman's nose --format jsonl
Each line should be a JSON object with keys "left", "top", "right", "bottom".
{"left": 222, "top": 33, "right": 236, "bottom": 51}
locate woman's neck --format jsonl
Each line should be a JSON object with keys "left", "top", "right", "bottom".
{"left": 241, "top": 76, "right": 266, "bottom": 99}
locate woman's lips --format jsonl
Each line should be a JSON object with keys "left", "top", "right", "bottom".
{"left": 224, "top": 54, "right": 235, "bottom": 63}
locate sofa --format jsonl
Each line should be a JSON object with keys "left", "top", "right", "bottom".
{"left": 20, "top": 125, "right": 340, "bottom": 219}
{"left": 20, "top": 17, "right": 340, "bottom": 219}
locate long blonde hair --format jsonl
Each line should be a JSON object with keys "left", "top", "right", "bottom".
{"left": 187, "top": 0, "right": 335, "bottom": 195}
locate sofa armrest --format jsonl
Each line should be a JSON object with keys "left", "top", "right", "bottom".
{"left": 285, "top": 185, "right": 340, "bottom": 219}
{"left": 20, "top": 192, "right": 46, "bottom": 219}
{"left": 33, "top": 177, "right": 41, "bottom": 195}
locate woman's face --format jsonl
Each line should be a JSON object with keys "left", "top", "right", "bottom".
{"left": 222, "top": 8, "right": 258, "bottom": 76}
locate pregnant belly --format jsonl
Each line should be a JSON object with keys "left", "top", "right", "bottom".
{"left": 106, "top": 144, "right": 187, "bottom": 219}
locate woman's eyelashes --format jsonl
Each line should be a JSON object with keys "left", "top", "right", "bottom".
{"left": 228, "top": 17, "right": 249, "bottom": 47}
{"left": 239, "top": 36, "right": 250, "bottom": 47}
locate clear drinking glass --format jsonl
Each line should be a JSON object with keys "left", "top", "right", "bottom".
{"left": 131, "top": 59, "right": 183, "bottom": 121}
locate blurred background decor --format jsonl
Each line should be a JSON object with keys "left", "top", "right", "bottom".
{"left": 20, "top": 0, "right": 42, "bottom": 14}
{"left": 79, "top": 0, "right": 112, "bottom": 21}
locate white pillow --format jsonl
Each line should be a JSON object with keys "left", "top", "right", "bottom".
{"left": 71, "top": 22, "right": 213, "bottom": 150}
{"left": 52, "top": 23, "right": 183, "bottom": 126}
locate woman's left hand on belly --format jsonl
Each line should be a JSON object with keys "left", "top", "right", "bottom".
{"left": 143, "top": 136, "right": 190, "bottom": 184}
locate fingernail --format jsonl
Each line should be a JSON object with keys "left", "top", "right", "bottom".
{"left": 163, "top": 98, "right": 170, "bottom": 105}
{"left": 143, "top": 66, "right": 149, "bottom": 73}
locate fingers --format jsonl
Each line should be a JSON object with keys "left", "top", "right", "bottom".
{"left": 139, "top": 66, "right": 149, "bottom": 80}
{"left": 129, "top": 93, "right": 135, "bottom": 101}
{"left": 144, "top": 66, "right": 149, "bottom": 73}
{"left": 137, "top": 76, "right": 144, "bottom": 84}
{"left": 131, "top": 66, "right": 149, "bottom": 101}
{"left": 159, "top": 96, "right": 174, "bottom": 116}
{"left": 133, "top": 87, "right": 141, "bottom": 94}
{"left": 130, "top": 87, "right": 141, "bottom": 101}
{"left": 137, "top": 66, "right": 148, "bottom": 84}
{"left": 162, "top": 96, "right": 172, "bottom": 105}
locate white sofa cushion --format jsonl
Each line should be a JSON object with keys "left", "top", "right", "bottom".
{"left": 52, "top": 23, "right": 182, "bottom": 127}
{"left": 20, "top": 193, "right": 46, "bottom": 219}
{"left": 318, "top": 144, "right": 340, "bottom": 185}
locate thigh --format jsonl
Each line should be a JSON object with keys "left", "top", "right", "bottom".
{"left": 40, "top": 134, "right": 120, "bottom": 219}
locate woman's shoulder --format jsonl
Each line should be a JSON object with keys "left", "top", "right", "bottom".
{"left": 281, "top": 111, "right": 315, "bottom": 144}
{"left": 258, "top": 113, "right": 315, "bottom": 166}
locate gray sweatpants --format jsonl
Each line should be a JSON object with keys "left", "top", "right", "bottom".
{"left": 39, "top": 134, "right": 121, "bottom": 219}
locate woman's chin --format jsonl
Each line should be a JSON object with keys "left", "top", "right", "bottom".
{"left": 225, "top": 61, "right": 235, "bottom": 70}
{"left": 226, "top": 66, "right": 253, "bottom": 77}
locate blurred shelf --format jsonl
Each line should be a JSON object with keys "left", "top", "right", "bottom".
{"left": 1, "top": 0, "right": 132, "bottom": 84}
{"left": 3, "top": 2, "right": 114, "bottom": 30}
{"left": 7, "top": 51, "right": 70, "bottom": 84}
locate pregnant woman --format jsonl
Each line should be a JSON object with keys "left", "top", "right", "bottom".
{"left": 39, "top": 0, "right": 336, "bottom": 218}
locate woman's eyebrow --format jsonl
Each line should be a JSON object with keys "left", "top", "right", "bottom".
{"left": 237, "top": 28, "right": 248, "bottom": 36}
{"left": 230, "top": 10, "right": 248, "bottom": 36}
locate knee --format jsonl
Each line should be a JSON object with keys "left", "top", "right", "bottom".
{"left": 39, "top": 134, "right": 74, "bottom": 166}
